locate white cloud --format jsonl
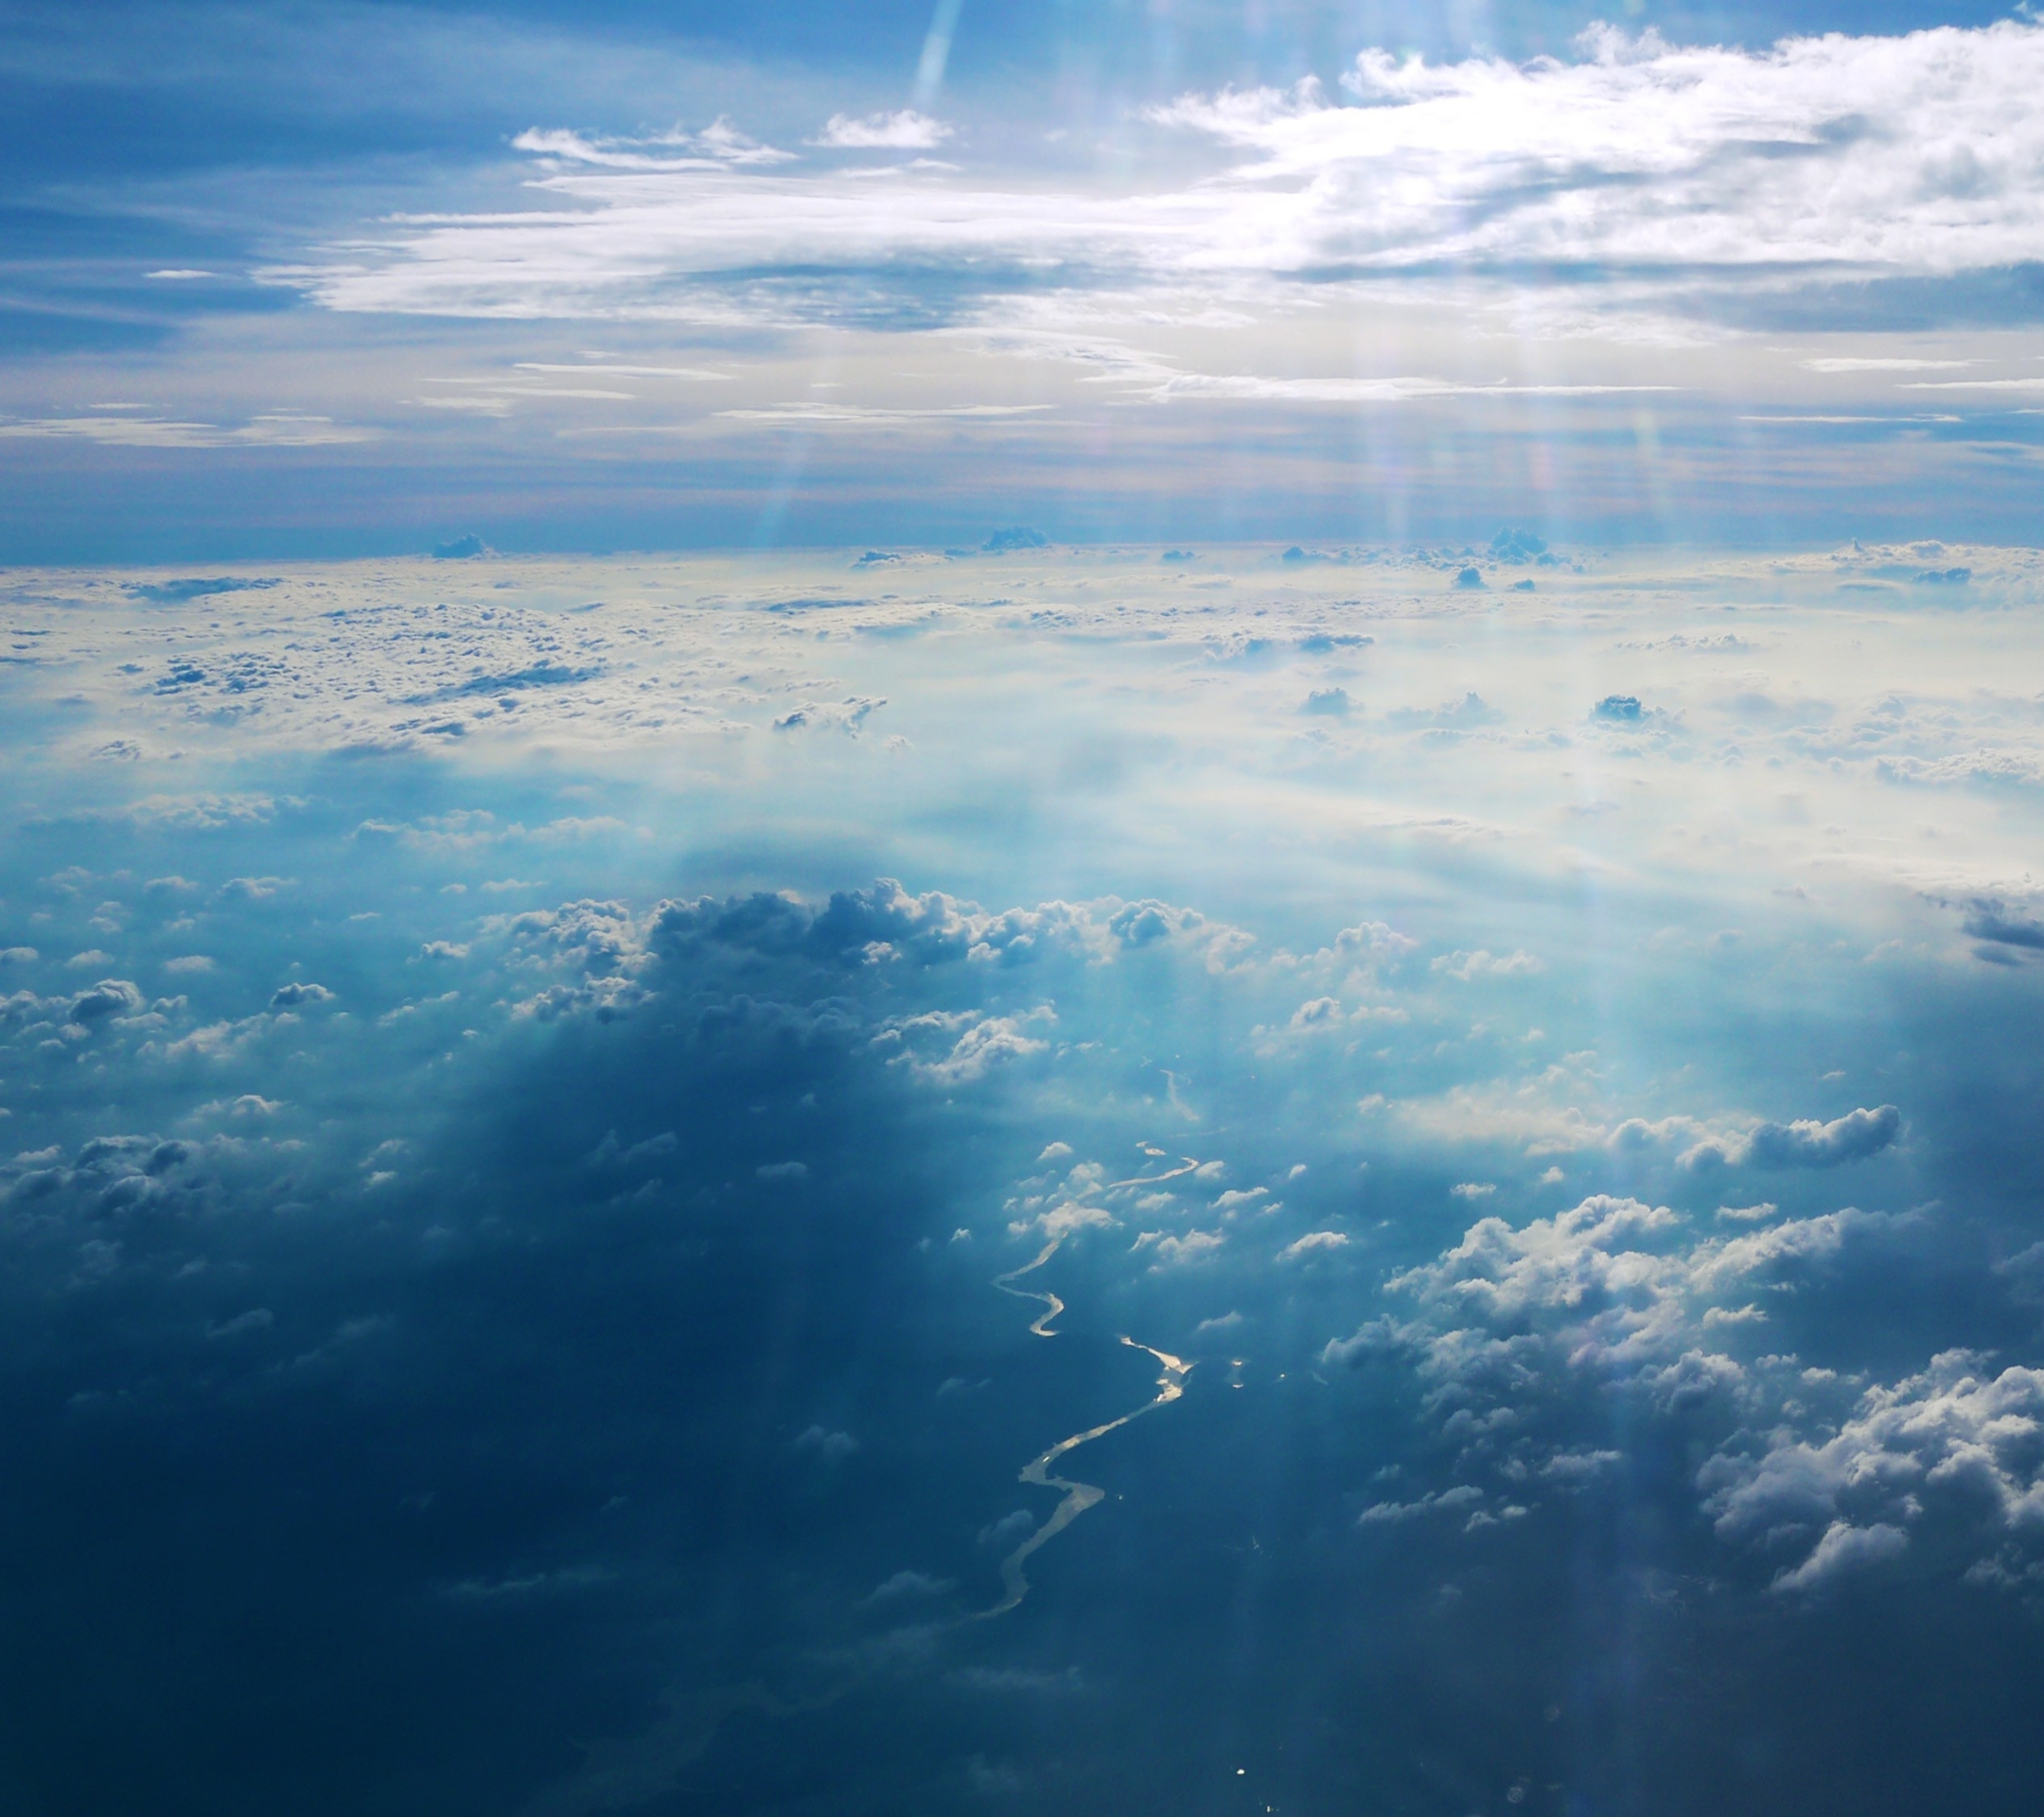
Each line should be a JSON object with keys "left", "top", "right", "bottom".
{"left": 1801, "top": 358, "right": 1973, "bottom": 372}
{"left": 1154, "top": 24, "right": 2044, "bottom": 281}
{"left": 1133, "top": 1228, "right": 1225, "bottom": 1265}
{"left": 0, "top": 414, "right": 372, "bottom": 450}
{"left": 1433, "top": 949, "right": 1543, "bottom": 980}
{"left": 818, "top": 110, "right": 952, "bottom": 150}
{"left": 1327, "top": 1189, "right": 2044, "bottom": 1593}
{"left": 1358, "top": 1484, "right": 1485, "bottom": 1525}
{"left": 884, "top": 1010, "right": 1051, "bottom": 1084}
{"left": 1701, "top": 1352, "right": 2044, "bottom": 1571}
{"left": 277, "top": 23, "right": 2044, "bottom": 341}
{"left": 1279, "top": 1229, "right": 1348, "bottom": 1260}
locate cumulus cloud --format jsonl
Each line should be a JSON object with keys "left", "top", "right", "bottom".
{"left": 68, "top": 979, "right": 144, "bottom": 1026}
{"left": 880, "top": 1010, "right": 1051, "bottom": 1084}
{"left": 1133, "top": 1228, "right": 1225, "bottom": 1266}
{"left": 1769, "top": 1521, "right": 1909, "bottom": 1594}
{"left": 268, "top": 981, "right": 336, "bottom": 1011}
{"left": 1683, "top": 1104, "right": 1901, "bottom": 1170}
{"left": 1700, "top": 1352, "right": 2044, "bottom": 1570}
{"left": 1320, "top": 1188, "right": 2044, "bottom": 1593}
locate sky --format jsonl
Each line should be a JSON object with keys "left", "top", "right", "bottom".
{"left": 5, "top": 7, "right": 2044, "bottom": 1815}
{"left": 3, "top": 1, "right": 2044, "bottom": 556}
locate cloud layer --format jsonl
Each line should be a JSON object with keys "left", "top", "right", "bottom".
{"left": 288, "top": 23, "right": 2044, "bottom": 337}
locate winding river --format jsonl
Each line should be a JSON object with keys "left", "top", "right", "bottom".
{"left": 980, "top": 1233, "right": 1191, "bottom": 1617}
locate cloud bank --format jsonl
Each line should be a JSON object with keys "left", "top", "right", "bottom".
{"left": 285, "top": 24, "right": 2044, "bottom": 338}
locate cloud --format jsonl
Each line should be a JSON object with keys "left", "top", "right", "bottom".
{"left": 978, "top": 1508, "right": 1034, "bottom": 1549}
{"left": 818, "top": 111, "right": 952, "bottom": 150}
{"left": 1432, "top": 949, "right": 1542, "bottom": 980}
{"left": 861, "top": 1568, "right": 955, "bottom": 1604}
{"left": 1357, "top": 1484, "right": 1485, "bottom": 1525}
{"left": 1023, "top": 1202, "right": 1115, "bottom": 1241}
{"left": 0, "top": 415, "right": 370, "bottom": 449}
{"left": 1682, "top": 1104, "right": 1901, "bottom": 1170}
{"left": 206, "top": 1308, "right": 274, "bottom": 1340}
{"left": 1133, "top": 1228, "right": 1225, "bottom": 1265}
{"left": 268, "top": 982, "right": 335, "bottom": 1011}
{"left": 1769, "top": 1521, "right": 1909, "bottom": 1594}
{"left": 1278, "top": 1230, "right": 1348, "bottom": 1260}
{"left": 792, "top": 1424, "right": 858, "bottom": 1461}
{"left": 511, "top": 119, "right": 793, "bottom": 170}
{"left": 127, "top": 578, "right": 280, "bottom": 605}
{"left": 68, "top": 979, "right": 144, "bottom": 1025}
{"left": 1320, "top": 1185, "right": 2044, "bottom": 1591}
{"left": 1802, "top": 358, "right": 1974, "bottom": 372}
{"left": 1704, "top": 1352, "right": 2044, "bottom": 1581}
{"left": 281, "top": 24, "right": 2044, "bottom": 340}
{"left": 882, "top": 1011, "right": 1050, "bottom": 1084}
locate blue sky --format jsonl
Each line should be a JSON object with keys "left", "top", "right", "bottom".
{"left": 3, "top": 1, "right": 2042, "bottom": 556}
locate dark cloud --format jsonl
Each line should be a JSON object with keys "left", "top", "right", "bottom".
{"left": 126, "top": 577, "right": 280, "bottom": 604}
{"left": 1965, "top": 904, "right": 2044, "bottom": 951}
{"left": 66, "top": 977, "right": 143, "bottom": 1023}
{"left": 1684, "top": 1104, "right": 1902, "bottom": 1170}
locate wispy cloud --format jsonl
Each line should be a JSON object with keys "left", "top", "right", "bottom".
{"left": 280, "top": 22, "right": 2044, "bottom": 343}
{"left": 0, "top": 414, "right": 373, "bottom": 449}
{"left": 714, "top": 402, "right": 1054, "bottom": 424}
